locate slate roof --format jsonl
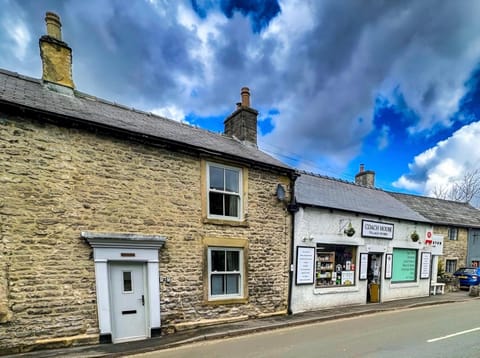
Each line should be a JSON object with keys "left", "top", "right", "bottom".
{"left": 295, "top": 173, "right": 430, "bottom": 223}
{"left": 0, "top": 69, "right": 291, "bottom": 172}
{"left": 390, "top": 192, "right": 480, "bottom": 228}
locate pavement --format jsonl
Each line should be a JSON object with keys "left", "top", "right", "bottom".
{"left": 5, "top": 290, "right": 478, "bottom": 358}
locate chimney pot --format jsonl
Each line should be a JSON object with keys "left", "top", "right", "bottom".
{"left": 241, "top": 87, "right": 250, "bottom": 107}
{"left": 45, "top": 12, "right": 62, "bottom": 40}
{"left": 359, "top": 163, "right": 365, "bottom": 172}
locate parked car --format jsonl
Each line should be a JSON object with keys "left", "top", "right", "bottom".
{"left": 453, "top": 267, "right": 480, "bottom": 288}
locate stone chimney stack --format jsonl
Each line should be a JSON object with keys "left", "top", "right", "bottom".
{"left": 355, "top": 163, "right": 375, "bottom": 187}
{"left": 39, "top": 12, "right": 74, "bottom": 89}
{"left": 224, "top": 87, "right": 258, "bottom": 146}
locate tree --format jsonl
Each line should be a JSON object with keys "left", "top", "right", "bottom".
{"left": 431, "top": 169, "right": 480, "bottom": 207}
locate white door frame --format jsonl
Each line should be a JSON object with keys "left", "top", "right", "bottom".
{"left": 82, "top": 231, "right": 166, "bottom": 343}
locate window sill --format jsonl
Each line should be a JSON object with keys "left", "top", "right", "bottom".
{"left": 389, "top": 282, "right": 419, "bottom": 288}
{"left": 205, "top": 297, "right": 248, "bottom": 305}
{"left": 203, "top": 217, "right": 249, "bottom": 227}
{"left": 313, "top": 286, "right": 359, "bottom": 295}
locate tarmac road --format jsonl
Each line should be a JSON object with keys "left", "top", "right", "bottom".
{"left": 130, "top": 299, "right": 480, "bottom": 358}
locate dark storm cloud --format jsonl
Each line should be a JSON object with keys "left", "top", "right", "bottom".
{"left": 258, "top": 0, "right": 480, "bottom": 170}
{"left": 3, "top": 0, "right": 201, "bottom": 107}
{"left": 2, "top": 0, "right": 480, "bottom": 178}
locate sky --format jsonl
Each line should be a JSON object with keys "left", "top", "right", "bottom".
{"left": 2, "top": 0, "right": 480, "bottom": 199}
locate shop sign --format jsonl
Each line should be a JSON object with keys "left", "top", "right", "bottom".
{"left": 429, "top": 234, "right": 444, "bottom": 256}
{"left": 361, "top": 220, "right": 394, "bottom": 239}
{"left": 295, "top": 246, "right": 315, "bottom": 285}
{"left": 425, "top": 230, "right": 433, "bottom": 244}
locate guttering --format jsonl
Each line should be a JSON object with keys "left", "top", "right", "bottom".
{"left": 286, "top": 172, "right": 300, "bottom": 315}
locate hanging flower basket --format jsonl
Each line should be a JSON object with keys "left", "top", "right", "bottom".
{"left": 411, "top": 231, "right": 419, "bottom": 242}
{"left": 344, "top": 223, "right": 355, "bottom": 237}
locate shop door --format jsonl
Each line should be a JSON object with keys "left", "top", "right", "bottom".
{"left": 109, "top": 262, "right": 147, "bottom": 343}
{"left": 367, "top": 253, "right": 382, "bottom": 303}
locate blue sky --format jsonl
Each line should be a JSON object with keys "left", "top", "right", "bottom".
{"left": 2, "top": 0, "right": 480, "bottom": 197}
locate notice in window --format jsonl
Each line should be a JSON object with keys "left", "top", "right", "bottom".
{"left": 420, "top": 252, "right": 431, "bottom": 279}
{"left": 359, "top": 253, "right": 368, "bottom": 280}
{"left": 392, "top": 248, "right": 417, "bottom": 282}
{"left": 296, "top": 246, "right": 315, "bottom": 285}
{"left": 341, "top": 270, "right": 355, "bottom": 285}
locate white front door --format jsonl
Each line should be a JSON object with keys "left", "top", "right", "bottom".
{"left": 109, "top": 262, "right": 148, "bottom": 343}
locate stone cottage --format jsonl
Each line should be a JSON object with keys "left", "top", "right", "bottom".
{"left": 0, "top": 12, "right": 295, "bottom": 353}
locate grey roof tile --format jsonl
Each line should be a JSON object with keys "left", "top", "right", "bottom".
{"left": 0, "top": 69, "right": 291, "bottom": 171}
{"left": 295, "top": 173, "right": 430, "bottom": 223}
{"left": 390, "top": 192, "right": 480, "bottom": 228}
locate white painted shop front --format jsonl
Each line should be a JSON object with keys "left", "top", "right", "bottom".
{"left": 291, "top": 207, "right": 433, "bottom": 314}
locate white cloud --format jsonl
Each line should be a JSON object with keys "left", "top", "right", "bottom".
{"left": 394, "top": 121, "right": 480, "bottom": 194}
{"left": 2, "top": 17, "right": 31, "bottom": 61}
{"left": 150, "top": 105, "right": 186, "bottom": 122}
{"left": 393, "top": 175, "right": 423, "bottom": 192}
{"left": 377, "top": 124, "right": 390, "bottom": 150}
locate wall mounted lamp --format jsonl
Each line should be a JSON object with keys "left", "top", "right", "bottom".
{"left": 276, "top": 183, "right": 286, "bottom": 202}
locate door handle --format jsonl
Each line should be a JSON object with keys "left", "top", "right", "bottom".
{"left": 141, "top": 295, "right": 145, "bottom": 306}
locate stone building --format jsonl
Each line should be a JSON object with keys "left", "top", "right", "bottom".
{"left": 390, "top": 193, "right": 480, "bottom": 275}
{"left": 0, "top": 13, "right": 295, "bottom": 353}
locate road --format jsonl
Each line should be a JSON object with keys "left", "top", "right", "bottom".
{"left": 131, "top": 300, "right": 480, "bottom": 358}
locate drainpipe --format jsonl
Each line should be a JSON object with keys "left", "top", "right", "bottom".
{"left": 286, "top": 173, "right": 299, "bottom": 315}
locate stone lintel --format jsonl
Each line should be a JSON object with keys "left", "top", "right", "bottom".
{"left": 81, "top": 231, "right": 167, "bottom": 249}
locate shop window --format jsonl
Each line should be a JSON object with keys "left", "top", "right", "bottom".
{"left": 448, "top": 227, "right": 458, "bottom": 241}
{"left": 315, "top": 244, "right": 356, "bottom": 287}
{"left": 391, "top": 248, "right": 417, "bottom": 283}
{"left": 445, "top": 259, "right": 457, "bottom": 273}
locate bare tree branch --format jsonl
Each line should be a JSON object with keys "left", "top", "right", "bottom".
{"left": 431, "top": 185, "right": 450, "bottom": 200}
{"left": 430, "top": 169, "right": 480, "bottom": 206}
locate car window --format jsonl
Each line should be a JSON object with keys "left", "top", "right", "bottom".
{"left": 455, "top": 268, "right": 474, "bottom": 275}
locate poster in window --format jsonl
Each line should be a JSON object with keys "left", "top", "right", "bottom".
{"left": 420, "top": 252, "right": 431, "bottom": 279}
{"left": 385, "top": 253, "right": 393, "bottom": 279}
{"left": 295, "top": 246, "right": 315, "bottom": 285}
{"left": 359, "top": 253, "right": 368, "bottom": 280}
{"left": 341, "top": 270, "right": 355, "bottom": 285}
{"left": 392, "top": 248, "right": 417, "bottom": 282}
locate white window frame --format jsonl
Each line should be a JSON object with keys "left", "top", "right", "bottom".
{"left": 445, "top": 259, "right": 457, "bottom": 273}
{"left": 208, "top": 247, "right": 244, "bottom": 300}
{"left": 449, "top": 227, "right": 458, "bottom": 241}
{"left": 206, "top": 162, "right": 243, "bottom": 221}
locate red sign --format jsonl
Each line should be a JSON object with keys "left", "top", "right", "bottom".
{"left": 425, "top": 230, "right": 433, "bottom": 245}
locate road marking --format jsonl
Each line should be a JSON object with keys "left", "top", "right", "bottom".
{"left": 427, "top": 327, "right": 480, "bottom": 343}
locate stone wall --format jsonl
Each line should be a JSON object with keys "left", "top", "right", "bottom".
{"left": 435, "top": 225, "right": 468, "bottom": 272}
{"left": 0, "top": 112, "right": 291, "bottom": 352}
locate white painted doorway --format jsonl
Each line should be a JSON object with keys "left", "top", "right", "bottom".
{"left": 109, "top": 262, "right": 148, "bottom": 343}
